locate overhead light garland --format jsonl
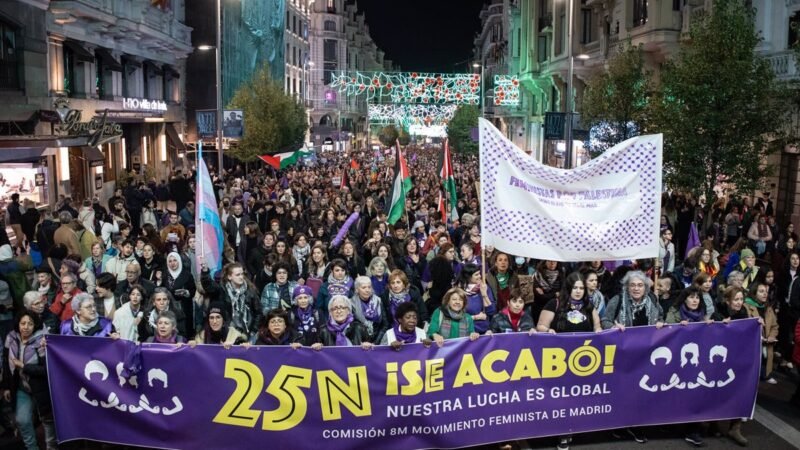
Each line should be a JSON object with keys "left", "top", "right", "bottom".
{"left": 493, "top": 75, "right": 520, "bottom": 106}
{"left": 367, "top": 104, "right": 458, "bottom": 128}
{"left": 331, "top": 72, "right": 481, "bottom": 104}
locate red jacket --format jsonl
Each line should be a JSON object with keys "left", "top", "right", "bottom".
{"left": 50, "top": 288, "right": 83, "bottom": 322}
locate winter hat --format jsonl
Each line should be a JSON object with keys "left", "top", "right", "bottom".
{"left": 740, "top": 248, "right": 755, "bottom": 259}
{"left": 412, "top": 220, "right": 425, "bottom": 230}
{"left": 206, "top": 302, "right": 229, "bottom": 322}
{"left": 292, "top": 285, "right": 313, "bottom": 300}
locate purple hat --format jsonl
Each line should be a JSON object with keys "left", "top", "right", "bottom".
{"left": 292, "top": 285, "right": 313, "bottom": 299}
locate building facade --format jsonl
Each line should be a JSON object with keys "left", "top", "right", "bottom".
{"left": 284, "top": 0, "right": 310, "bottom": 102}
{"left": 0, "top": 0, "right": 191, "bottom": 208}
{"left": 307, "top": 0, "right": 393, "bottom": 152}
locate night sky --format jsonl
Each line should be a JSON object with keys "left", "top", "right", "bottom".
{"left": 357, "top": 0, "right": 487, "bottom": 73}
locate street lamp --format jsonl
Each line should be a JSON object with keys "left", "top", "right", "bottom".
{"left": 564, "top": 0, "right": 591, "bottom": 169}
{"left": 197, "top": 0, "right": 223, "bottom": 176}
{"left": 472, "top": 62, "right": 484, "bottom": 116}
{"left": 303, "top": 60, "right": 314, "bottom": 147}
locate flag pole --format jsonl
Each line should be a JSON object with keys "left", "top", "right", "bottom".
{"left": 198, "top": 141, "right": 205, "bottom": 262}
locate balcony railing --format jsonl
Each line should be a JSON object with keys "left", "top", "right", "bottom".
{"left": 766, "top": 50, "right": 799, "bottom": 81}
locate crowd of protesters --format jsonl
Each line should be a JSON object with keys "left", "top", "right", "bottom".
{"left": 0, "top": 145, "right": 796, "bottom": 450}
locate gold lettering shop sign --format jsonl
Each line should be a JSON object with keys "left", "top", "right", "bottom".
{"left": 55, "top": 109, "right": 123, "bottom": 147}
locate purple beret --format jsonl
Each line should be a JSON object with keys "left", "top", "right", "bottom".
{"left": 292, "top": 285, "right": 313, "bottom": 299}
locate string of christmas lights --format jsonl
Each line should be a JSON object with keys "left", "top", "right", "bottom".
{"left": 493, "top": 75, "right": 520, "bottom": 106}
{"left": 367, "top": 104, "right": 458, "bottom": 127}
{"left": 331, "top": 72, "right": 481, "bottom": 104}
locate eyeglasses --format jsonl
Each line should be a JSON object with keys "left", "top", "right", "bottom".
{"left": 61, "top": 281, "right": 74, "bottom": 285}
{"left": 81, "top": 304, "right": 96, "bottom": 310}
{"left": 331, "top": 306, "right": 350, "bottom": 312}
{"left": 268, "top": 319, "right": 285, "bottom": 325}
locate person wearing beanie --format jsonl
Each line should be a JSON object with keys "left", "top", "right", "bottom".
{"left": 737, "top": 248, "right": 760, "bottom": 290}
{"left": 195, "top": 302, "right": 247, "bottom": 347}
{"left": 289, "top": 285, "right": 322, "bottom": 347}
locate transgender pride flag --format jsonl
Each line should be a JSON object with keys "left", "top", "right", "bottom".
{"left": 195, "top": 142, "right": 224, "bottom": 277}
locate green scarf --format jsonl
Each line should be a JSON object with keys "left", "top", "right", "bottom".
{"left": 496, "top": 272, "right": 509, "bottom": 290}
{"left": 744, "top": 297, "right": 764, "bottom": 309}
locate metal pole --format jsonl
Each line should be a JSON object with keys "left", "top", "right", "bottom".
{"left": 215, "top": 0, "right": 224, "bottom": 177}
{"left": 565, "top": 0, "right": 574, "bottom": 169}
{"left": 480, "top": 64, "right": 485, "bottom": 117}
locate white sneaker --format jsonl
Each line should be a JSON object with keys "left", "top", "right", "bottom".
{"left": 766, "top": 378, "right": 778, "bottom": 385}
{"left": 787, "top": 362, "right": 795, "bottom": 370}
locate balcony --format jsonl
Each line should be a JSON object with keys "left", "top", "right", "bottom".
{"left": 766, "top": 50, "right": 799, "bottom": 81}
{"left": 49, "top": 0, "right": 192, "bottom": 60}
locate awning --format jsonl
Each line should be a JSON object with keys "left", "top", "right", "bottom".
{"left": 95, "top": 48, "right": 122, "bottom": 72}
{"left": 121, "top": 56, "right": 142, "bottom": 68}
{"left": 143, "top": 61, "right": 163, "bottom": 76}
{"left": 163, "top": 65, "right": 180, "bottom": 79}
{"left": 165, "top": 123, "right": 186, "bottom": 151}
{"left": 63, "top": 40, "right": 94, "bottom": 63}
{"left": 81, "top": 146, "right": 105, "bottom": 167}
{"left": 0, "top": 147, "right": 56, "bottom": 163}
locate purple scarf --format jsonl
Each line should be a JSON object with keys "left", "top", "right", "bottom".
{"left": 361, "top": 295, "right": 382, "bottom": 322}
{"left": 294, "top": 305, "right": 317, "bottom": 333}
{"left": 393, "top": 325, "right": 417, "bottom": 344}
{"left": 326, "top": 314, "right": 354, "bottom": 346}
{"left": 388, "top": 290, "right": 411, "bottom": 322}
{"left": 154, "top": 331, "right": 178, "bottom": 344}
{"left": 679, "top": 303, "right": 704, "bottom": 323}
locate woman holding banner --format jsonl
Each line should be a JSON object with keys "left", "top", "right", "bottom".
{"left": 2, "top": 312, "right": 56, "bottom": 450}
{"left": 318, "top": 295, "right": 372, "bottom": 348}
{"left": 289, "top": 286, "right": 322, "bottom": 348}
{"left": 195, "top": 303, "right": 248, "bottom": 347}
{"left": 255, "top": 309, "right": 302, "bottom": 347}
{"left": 428, "top": 288, "right": 481, "bottom": 346}
{"left": 380, "top": 302, "right": 430, "bottom": 348}
{"left": 138, "top": 288, "right": 186, "bottom": 342}
{"left": 60, "top": 293, "right": 118, "bottom": 338}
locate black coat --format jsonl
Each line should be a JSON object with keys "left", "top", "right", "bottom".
{"left": 490, "top": 310, "right": 536, "bottom": 333}
{"left": 380, "top": 285, "right": 429, "bottom": 332}
{"left": 319, "top": 320, "right": 370, "bottom": 346}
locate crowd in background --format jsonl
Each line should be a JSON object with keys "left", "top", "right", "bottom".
{"left": 0, "top": 144, "right": 796, "bottom": 450}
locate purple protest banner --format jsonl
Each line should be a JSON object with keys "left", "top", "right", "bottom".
{"left": 47, "top": 320, "right": 760, "bottom": 450}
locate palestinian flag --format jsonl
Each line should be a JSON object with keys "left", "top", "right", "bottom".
{"left": 440, "top": 139, "right": 458, "bottom": 221}
{"left": 386, "top": 143, "right": 412, "bottom": 225}
{"left": 259, "top": 149, "right": 311, "bottom": 170}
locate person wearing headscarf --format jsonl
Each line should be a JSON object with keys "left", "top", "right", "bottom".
{"left": 2, "top": 312, "right": 56, "bottom": 450}
{"left": 380, "top": 302, "right": 430, "bottom": 348}
{"left": 159, "top": 252, "right": 196, "bottom": 337}
{"left": 349, "top": 276, "right": 387, "bottom": 343}
{"left": 255, "top": 309, "right": 302, "bottom": 347}
{"left": 60, "top": 293, "right": 117, "bottom": 337}
{"left": 195, "top": 302, "right": 247, "bottom": 347}
{"left": 289, "top": 285, "right": 322, "bottom": 348}
{"left": 318, "top": 295, "right": 372, "bottom": 348}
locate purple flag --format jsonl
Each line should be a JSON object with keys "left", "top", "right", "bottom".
{"left": 47, "top": 320, "right": 760, "bottom": 449}
{"left": 686, "top": 222, "right": 701, "bottom": 258}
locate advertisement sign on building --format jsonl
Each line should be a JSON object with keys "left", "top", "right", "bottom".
{"left": 222, "top": 110, "right": 243, "bottom": 138}
{"left": 196, "top": 110, "right": 216, "bottom": 139}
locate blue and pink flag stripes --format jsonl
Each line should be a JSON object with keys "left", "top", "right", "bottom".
{"left": 195, "top": 142, "right": 224, "bottom": 277}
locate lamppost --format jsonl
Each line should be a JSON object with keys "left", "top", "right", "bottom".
{"left": 564, "top": 0, "right": 590, "bottom": 169}
{"left": 303, "top": 60, "right": 314, "bottom": 147}
{"left": 198, "top": 0, "right": 223, "bottom": 175}
{"left": 472, "top": 62, "right": 485, "bottom": 116}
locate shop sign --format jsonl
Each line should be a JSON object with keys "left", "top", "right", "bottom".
{"left": 122, "top": 98, "right": 168, "bottom": 112}
{"left": 53, "top": 98, "right": 122, "bottom": 146}
{"left": 55, "top": 109, "right": 123, "bottom": 146}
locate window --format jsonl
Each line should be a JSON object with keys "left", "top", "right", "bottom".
{"left": 789, "top": 12, "right": 800, "bottom": 48}
{"left": 537, "top": 36, "right": 548, "bottom": 62}
{"left": 580, "top": 8, "right": 593, "bottom": 44}
{"left": 633, "top": 0, "right": 648, "bottom": 27}
{"left": 0, "top": 20, "right": 20, "bottom": 90}
{"left": 323, "top": 39, "right": 337, "bottom": 62}
{"left": 324, "top": 20, "right": 337, "bottom": 32}
{"left": 293, "top": 16, "right": 297, "bottom": 34}
{"left": 516, "top": 28, "right": 521, "bottom": 57}
{"left": 323, "top": 62, "right": 336, "bottom": 84}
{"left": 286, "top": 11, "right": 290, "bottom": 30}
{"left": 63, "top": 46, "right": 75, "bottom": 96}
{"left": 95, "top": 57, "right": 104, "bottom": 98}
{"left": 327, "top": 0, "right": 335, "bottom": 13}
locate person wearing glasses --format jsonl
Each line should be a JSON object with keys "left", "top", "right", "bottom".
{"left": 49, "top": 273, "right": 83, "bottom": 323}
{"left": 59, "top": 292, "right": 118, "bottom": 338}
{"left": 318, "top": 295, "right": 373, "bottom": 349}
{"left": 254, "top": 309, "right": 302, "bottom": 347}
